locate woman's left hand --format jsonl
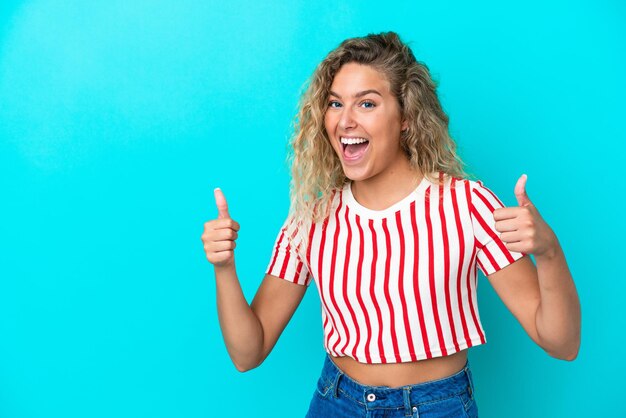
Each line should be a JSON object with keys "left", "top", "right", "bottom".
{"left": 493, "top": 174, "right": 559, "bottom": 258}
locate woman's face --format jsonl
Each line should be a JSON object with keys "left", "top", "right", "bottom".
{"left": 324, "top": 62, "right": 408, "bottom": 183}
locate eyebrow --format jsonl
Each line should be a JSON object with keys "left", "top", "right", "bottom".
{"left": 329, "top": 89, "right": 383, "bottom": 99}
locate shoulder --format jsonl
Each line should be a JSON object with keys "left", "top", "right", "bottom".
{"left": 461, "top": 176, "right": 508, "bottom": 213}
{"left": 436, "top": 173, "right": 498, "bottom": 198}
{"left": 426, "top": 173, "right": 505, "bottom": 210}
{"left": 288, "top": 186, "right": 346, "bottom": 230}
{"left": 425, "top": 171, "right": 477, "bottom": 193}
{"left": 320, "top": 185, "right": 348, "bottom": 214}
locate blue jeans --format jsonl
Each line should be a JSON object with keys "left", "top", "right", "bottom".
{"left": 305, "top": 354, "right": 478, "bottom": 417}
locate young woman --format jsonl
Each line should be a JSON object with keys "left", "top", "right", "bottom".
{"left": 201, "top": 32, "right": 581, "bottom": 417}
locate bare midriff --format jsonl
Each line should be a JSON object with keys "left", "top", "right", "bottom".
{"left": 329, "top": 350, "right": 468, "bottom": 388}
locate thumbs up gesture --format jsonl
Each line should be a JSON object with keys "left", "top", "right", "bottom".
{"left": 493, "top": 174, "right": 558, "bottom": 258}
{"left": 201, "top": 188, "right": 240, "bottom": 268}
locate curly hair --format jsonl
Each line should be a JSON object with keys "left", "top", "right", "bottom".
{"left": 285, "top": 31, "right": 470, "bottom": 256}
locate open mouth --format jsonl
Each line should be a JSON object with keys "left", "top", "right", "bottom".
{"left": 340, "top": 136, "right": 370, "bottom": 160}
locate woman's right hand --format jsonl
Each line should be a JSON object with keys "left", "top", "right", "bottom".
{"left": 201, "top": 188, "right": 240, "bottom": 268}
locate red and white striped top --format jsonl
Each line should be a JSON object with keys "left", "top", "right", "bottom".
{"left": 265, "top": 172, "right": 525, "bottom": 364}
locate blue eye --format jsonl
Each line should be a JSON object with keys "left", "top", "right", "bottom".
{"left": 327, "top": 100, "right": 375, "bottom": 109}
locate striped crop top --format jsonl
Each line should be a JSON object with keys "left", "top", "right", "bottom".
{"left": 265, "top": 172, "right": 525, "bottom": 364}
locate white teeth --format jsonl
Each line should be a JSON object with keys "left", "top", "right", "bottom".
{"left": 340, "top": 137, "right": 368, "bottom": 145}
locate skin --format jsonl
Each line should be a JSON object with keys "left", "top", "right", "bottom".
{"left": 325, "top": 63, "right": 418, "bottom": 211}
{"left": 201, "top": 63, "right": 581, "bottom": 387}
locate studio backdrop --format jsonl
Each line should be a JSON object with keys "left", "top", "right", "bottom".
{"left": 1, "top": 1, "right": 624, "bottom": 417}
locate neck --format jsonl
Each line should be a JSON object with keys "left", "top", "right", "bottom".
{"left": 350, "top": 158, "right": 424, "bottom": 211}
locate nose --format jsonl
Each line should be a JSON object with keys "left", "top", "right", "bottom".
{"left": 338, "top": 106, "right": 357, "bottom": 130}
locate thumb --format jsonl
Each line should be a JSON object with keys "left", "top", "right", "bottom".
{"left": 514, "top": 174, "right": 532, "bottom": 207}
{"left": 214, "top": 187, "right": 230, "bottom": 219}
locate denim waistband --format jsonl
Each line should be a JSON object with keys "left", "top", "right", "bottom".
{"left": 319, "top": 354, "right": 474, "bottom": 412}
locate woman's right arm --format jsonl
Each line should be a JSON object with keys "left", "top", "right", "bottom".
{"left": 202, "top": 189, "right": 307, "bottom": 372}
{"left": 215, "top": 267, "right": 307, "bottom": 371}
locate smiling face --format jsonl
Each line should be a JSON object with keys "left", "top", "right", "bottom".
{"left": 324, "top": 62, "right": 409, "bottom": 184}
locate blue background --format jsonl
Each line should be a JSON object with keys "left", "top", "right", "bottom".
{"left": 1, "top": 1, "right": 624, "bottom": 417}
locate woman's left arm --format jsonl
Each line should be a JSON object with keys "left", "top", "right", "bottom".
{"left": 487, "top": 174, "right": 581, "bottom": 360}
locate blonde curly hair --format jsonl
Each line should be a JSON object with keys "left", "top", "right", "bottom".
{"left": 285, "top": 31, "right": 470, "bottom": 257}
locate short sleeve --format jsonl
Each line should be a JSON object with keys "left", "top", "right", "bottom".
{"left": 265, "top": 215, "right": 313, "bottom": 286}
{"left": 470, "top": 180, "right": 525, "bottom": 276}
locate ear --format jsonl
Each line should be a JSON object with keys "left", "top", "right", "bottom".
{"left": 401, "top": 119, "right": 409, "bottom": 132}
